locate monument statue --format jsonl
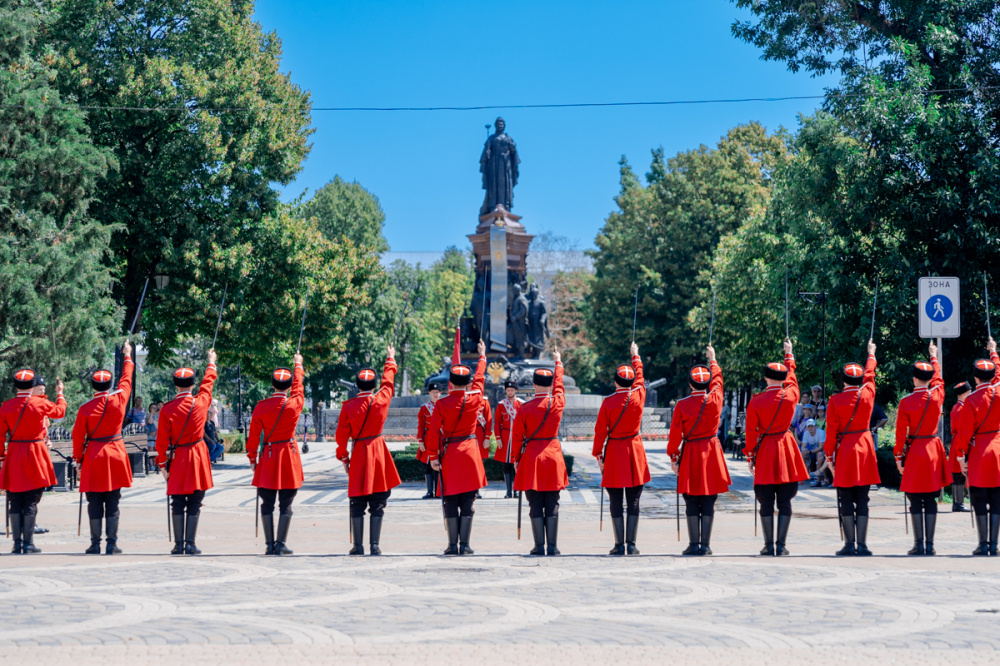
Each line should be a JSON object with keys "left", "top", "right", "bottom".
{"left": 507, "top": 283, "right": 529, "bottom": 359}
{"left": 479, "top": 117, "right": 520, "bottom": 215}
{"left": 527, "top": 283, "right": 549, "bottom": 352}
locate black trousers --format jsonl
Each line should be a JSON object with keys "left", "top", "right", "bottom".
{"left": 970, "top": 486, "right": 1000, "bottom": 516}
{"left": 86, "top": 489, "right": 122, "bottom": 520}
{"left": 525, "top": 489, "right": 560, "bottom": 518}
{"left": 443, "top": 490, "right": 476, "bottom": 518}
{"left": 170, "top": 490, "right": 205, "bottom": 516}
{"left": 424, "top": 462, "right": 436, "bottom": 474}
{"left": 7, "top": 488, "right": 43, "bottom": 517}
{"left": 501, "top": 462, "right": 516, "bottom": 476}
{"left": 907, "top": 491, "right": 939, "bottom": 514}
{"left": 683, "top": 494, "right": 717, "bottom": 516}
{"left": 837, "top": 485, "right": 870, "bottom": 516}
{"left": 349, "top": 490, "right": 391, "bottom": 518}
{"left": 755, "top": 482, "right": 798, "bottom": 517}
{"left": 258, "top": 488, "right": 297, "bottom": 516}
{"left": 952, "top": 471, "right": 966, "bottom": 486}
{"left": 607, "top": 485, "right": 643, "bottom": 518}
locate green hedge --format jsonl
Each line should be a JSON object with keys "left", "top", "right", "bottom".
{"left": 390, "top": 442, "right": 574, "bottom": 482}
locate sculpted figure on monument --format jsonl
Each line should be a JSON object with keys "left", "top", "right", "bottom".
{"left": 507, "top": 283, "right": 529, "bottom": 358}
{"left": 527, "top": 283, "right": 549, "bottom": 354}
{"left": 479, "top": 117, "right": 520, "bottom": 216}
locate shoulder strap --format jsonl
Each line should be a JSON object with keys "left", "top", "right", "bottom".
{"left": 520, "top": 396, "right": 554, "bottom": 459}
{"left": 834, "top": 390, "right": 865, "bottom": 457}
{"left": 969, "top": 387, "right": 999, "bottom": 459}
{"left": 751, "top": 388, "right": 786, "bottom": 458}
{"left": 351, "top": 394, "right": 376, "bottom": 444}
{"left": 82, "top": 396, "right": 112, "bottom": 458}
{"left": 262, "top": 397, "right": 290, "bottom": 447}
{"left": 167, "top": 394, "right": 197, "bottom": 469}
{"left": 5, "top": 398, "right": 32, "bottom": 445}
{"left": 601, "top": 388, "right": 638, "bottom": 459}
{"left": 442, "top": 393, "right": 468, "bottom": 459}
{"left": 677, "top": 395, "right": 709, "bottom": 464}
{"left": 902, "top": 388, "right": 935, "bottom": 460}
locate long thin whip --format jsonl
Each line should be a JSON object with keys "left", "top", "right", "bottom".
{"left": 128, "top": 277, "right": 151, "bottom": 338}
{"left": 211, "top": 284, "right": 228, "bottom": 349}
{"left": 869, "top": 276, "right": 880, "bottom": 341}
{"left": 985, "top": 272, "right": 992, "bottom": 340}
{"left": 784, "top": 269, "right": 789, "bottom": 340}
{"left": 480, "top": 276, "right": 489, "bottom": 343}
{"left": 296, "top": 287, "right": 311, "bottom": 354}
{"left": 631, "top": 286, "right": 639, "bottom": 344}
{"left": 709, "top": 288, "right": 717, "bottom": 345}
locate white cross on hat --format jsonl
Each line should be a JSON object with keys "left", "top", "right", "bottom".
{"left": 844, "top": 364, "right": 863, "bottom": 377}
{"left": 15, "top": 370, "right": 34, "bottom": 382}
{"left": 691, "top": 367, "right": 711, "bottom": 383}
{"left": 274, "top": 369, "right": 292, "bottom": 381}
{"left": 358, "top": 369, "right": 376, "bottom": 381}
{"left": 175, "top": 368, "right": 194, "bottom": 378}
{"left": 977, "top": 360, "right": 994, "bottom": 371}
{"left": 617, "top": 365, "right": 635, "bottom": 379}
{"left": 93, "top": 370, "right": 112, "bottom": 382}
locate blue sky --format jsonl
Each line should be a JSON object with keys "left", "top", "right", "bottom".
{"left": 253, "top": 0, "right": 835, "bottom": 252}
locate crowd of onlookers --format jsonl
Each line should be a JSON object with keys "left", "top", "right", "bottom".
{"left": 122, "top": 397, "right": 224, "bottom": 465}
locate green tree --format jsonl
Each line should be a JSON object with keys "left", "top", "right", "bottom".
{"left": 0, "top": 0, "right": 116, "bottom": 403}
{"left": 588, "top": 123, "right": 789, "bottom": 396}
{"left": 421, "top": 246, "right": 474, "bottom": 367}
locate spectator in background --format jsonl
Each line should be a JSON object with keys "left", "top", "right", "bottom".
{"left": 810, "top": 385, "right": 826, "bottom": 409}
{"left": 870, "top": 402, "right": 888, "bottom": 448}
{"left": 793, "top": 394, "right": 810, "bottom": 427}
{"left": 799, "top": 419, "right": 825, "bottom": 475}
{"left": 204, "top": 415, "right": 223, "bottom": 464}
{"left": 145, "top": 402, "right": 160, "bottom": 450}
{"left": 124, "top": 397, "right": 146, "bottom": 429}
{"left": 815, "top": 404, "right": 827, "bottom": 430}
{"left": 795, "top": 404, "right": 815, "bottom": 442}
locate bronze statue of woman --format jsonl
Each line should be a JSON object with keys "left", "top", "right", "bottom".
{"left": 479, "top": 117, "right": 520, "bottom": 215}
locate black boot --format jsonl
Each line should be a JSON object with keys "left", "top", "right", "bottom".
{"left": 953, "top": 484, "right": 968, "bottom": 511}
{"left": 422, "top": 473, "right": 434, "bottom": 499}
{"left": 504, "top": 471, "right": 513, "bottom": 499}
{"left": 759, "top": 514, "right": 775, "bottom": 556}
{"left": 261, "top": 513, "right": 275, "bottom": 555}
{"left": 86, "top": 518, "right": 102, "bottom": 554}
{"left": 907, "top": 510, "right": 924, "bottom": 556}
{"left": 369, "top": 515, "right": 383, "bottom": 556}
{"left": 990, "top": 515, "right": 1000, "bottom": 556}
{"left": 529, "top": 517, "right": 545, "bottom": 556}
{"left": 444, "top": 517, "right": 459, "bottom": 555}
{"left": 21, "top": 513, "right": 40, "bottom": 554}
{"left": 459, "top": 516, "right": 474, "bottom": 555}
{"left": 609, "top": 516, "right": 625, "bottom": 555}
{"left": 700, "top": 515, "right": 714, "bottom": 555}
{"left": 275, "top": 514, "right": 293, "bottom": 555}
{"left": 775, "top": 514, "right": 791, "bottom": 556}
{"left": 855, "top": 515, "right": 872, "bottom": 556}
{"left": 625, "top": 515, "right": 639, "bottom": 555}
{"left": 184, "top": 514, "right": 201, "bottom": 555}
{"left": 349, "top": 516, "right": 364, "bottom": 555}
{"left": 836, "top": 515, "right": 856, "bottom": 556}
{"left": 10, "top": 514, "right": 22, "bottom": 554}
{"left": 170, "top": 514, "right": 185, "bottom": 555}
{"left": 105, "top": 516, "right": 122, "bottom": 555}
{"left": 545, "top": 515, "right": 560, "bottom": 556}
{"left": 682, "top": 515, "right": 700, "bottom": 555}
{"left": 924, "top": 513, "right": 936, "bottom": 556}
{"left": 973, "top": 514, "right": 990, "bottom": 555}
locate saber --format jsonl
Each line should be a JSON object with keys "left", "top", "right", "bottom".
{"left": 480, "top": 276, "right": 488, "bottom": 343}
{"left": 296, "top": 287, "right": 311, "bottom": 354}
{"left": 709, "top": 288, "right": 717, "bottom": 345}
{"left": 211, "top": 284, "right": 228, "bottom": 350}
{"left": 599, "top": 487, "right": 604, "bottom": 532}
{"left": 631, "top": 286, "right": 639, "bottom": 344}
{"left": 904, "top": 493, "right": 908, "bottom": 534}
{"left": 986, "top": 272, "right": 992, "bottom": 340}
{"left": 517, "top": 491, "right": 522, "bottom": 539}
{"left": 392, "top": 291, "right": 413, "bottom": 346}
{"left": 255, "top": 491, "right": 260, "bottom": 539}
{"left": 128, "top": 277, "right": 150, "bottom": 338}
{"left": 784, "top": 269, "right": 789, "bottom": 340}
{"left": 869, "top": 276, "right": 880, "bottom": 341}
{"left": 50, "top": 313, "right": 60, "bottom": 378}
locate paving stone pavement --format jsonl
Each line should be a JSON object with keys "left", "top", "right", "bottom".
{"left": 1, "top": 441, "right": 997, "bottom": 665}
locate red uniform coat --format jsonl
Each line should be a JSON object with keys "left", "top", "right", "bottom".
{"left": 476, "top": 400, "right": 492, "bottom": 460}
{"left": 417, "top": 401, "right": 435, "bottom": 464}
{"left": 336, "top": 358, "right": 402, "bottom": 497}
{"left": 72, "top": 357, "right": 134, "bottom": 493}
{"left": 425, "top": 355, "right": 488, "bottom": 496}
{"left": 512, "top": 362, "right": 569, "bottom": 492}
{"left": 667, "top": 360, "right": 731, "bottom": 496}
{"left": 155, "top": 364, "right": 217, "bottom": 495}
{"left": 247, "top": 362, "right": 305, "bottom": 490}
{"left": 0, "top": 390, "right": 64, "bottom": 492}
{"left": 894, "top": 356, "right": 950, "bottom": 493}
{"left": 744, "top": 353, "right": 809, "bottom": 485}
{"left": 949, "top": 400, "right": 966, "bottom": 475}
{"left": 952, "top": 350, "right": 1000, "bottom": 489}
{"left": 824, "top": 354, "right": 881, "bottom": 488}
{"left": 592, "top": 354, "right": 650, "bottom": 489}
{"left": 493, "top": 396, "right": 522, "bottom": 463}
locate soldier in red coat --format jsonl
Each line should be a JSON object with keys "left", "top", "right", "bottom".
{"left": 744, "top": 339, "right": 809, "bottom": 556}
{"left": 667, "top": 345, "right": 729, "bottom": 556}
{"left": 155, "top": 349, "right": 217, "bottom": 555}
{"left": 335, "top": 347, "right": 402, "bottom": 556}
{"left": 493, "top": 380, "right": 522, "bottom": 498}
{"left": 948, "top": 382, "right": 972, "bottom": 512}
{"left": 427, "top": 340, "right": 488, "bottom": 555}
{"left": 512, "top": 354, "right": 568, "bottom": 556}
{"left": 951, "top": 340, "right": 1000, "bottom": 556}
{"left": 247, "top": 354, "right": 305, "bottom": 556}
{"left": 593, "top": 342, "right": 650, "bottom": 555}
{"left": 1, "top": 370, "right": 65, "bottom": 554}
{"left": 417, "top": 383, "right": 442, "bottom": 499}
{"left": 894, "top": 342, "right": 949, "bottom": 555}
{"left": 71, "top": 340, "right": 135, "bottom": 555}
{"left": 824, "top": 340, "right": 880, "bottom": 556}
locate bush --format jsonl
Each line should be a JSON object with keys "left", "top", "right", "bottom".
{"left": 224, "top": 433, "right": 246, "bottom": 454}
{"left": 390, "top": 443, "right": 575, "bottom": 482}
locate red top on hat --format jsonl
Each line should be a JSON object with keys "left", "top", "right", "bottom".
{"left": 357, "top": 369, "right": 376, "bottom": 382}
{"left": 976, "top": 360, "right": 995, "bottom": 372}
{"left": 91, "top": 370, "right": 112, "bottom": 383}
{"left": 534, "top": 369, "right": 553, "bottom": 378}
{"left": 173, "top": 367, "right": 195, "bottom": 380}
{"left": 451, "top": 365, "right": 471, "bottom": 377}
{"left": 914, "top": 362, "right": 933, "bottom": 372}
{"left": 767, "top": 362, "right": 788, "bottom": 373}
{"left": 273, "top": 368, "right": 292, "bottom": 382}
{"left": 616, "top": 365, "right": 635, "bottom": 381}
{"left": 15, "top": 369, "right": 35, "bottom": 382}
{"left": 690, "top": 366, "right": 711, "bottom": 384}
{"left": 843, "top": 363, "right": 864, "bottom": 378}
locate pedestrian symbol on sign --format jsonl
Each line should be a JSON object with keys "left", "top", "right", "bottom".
{"left": 926, "top": 295, "right": 953, "bottom": 322}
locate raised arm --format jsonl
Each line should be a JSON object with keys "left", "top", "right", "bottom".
{"left": 784, "top": 340, "right": 799, "bottom": 405}
{"left": 471, "top": 340, "right": 487, "bottom": 395}
{"left": 194, "top": 352, "right": 218, "bottom": 414}
{"left": 376, "top": 347, "right": 398, "bottom": 409}
{"left": 632, "top": 343, "right": 646, "bottom": 405}
{"left": 111, "top": 346, "right": 134, "bottom": 413}
{"left": 289, "top": 354, "right": 305, "bottom": 413}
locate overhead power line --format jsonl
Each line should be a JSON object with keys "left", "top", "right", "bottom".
{"left": 2, "top": 86, "right": 996, "bottom": 113}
